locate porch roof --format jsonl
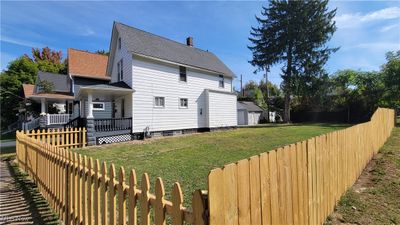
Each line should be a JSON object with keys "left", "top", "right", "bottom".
{"left": 76, "top": 81, "right": 134, "bottom": 99}
{"left": 29, "top": 93, "right": 75, "bottom": 100}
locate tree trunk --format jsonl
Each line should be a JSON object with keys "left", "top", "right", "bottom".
{"left": 283, "top": 43, "right": 293, "bottom": 123}
{"left": 284, "top": 93, "right": 291, "bottom": 123}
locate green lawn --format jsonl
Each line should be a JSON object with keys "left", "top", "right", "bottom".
{"left": 76, "top": 123, "right": 347, "bottom": 202}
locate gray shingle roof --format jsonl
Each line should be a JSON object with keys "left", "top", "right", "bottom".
{"left": 115, "top": 22, "right": 235, "bottom": 78}
{"left": 36, "top": 71, "right": 71, "bottom": 93}
{"left": 237, "top": 101, "right": 264, "bottom": 112}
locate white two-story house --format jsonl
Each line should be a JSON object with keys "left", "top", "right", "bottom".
{"left": 22, "top": 21, "right": 237, "bottom": 144}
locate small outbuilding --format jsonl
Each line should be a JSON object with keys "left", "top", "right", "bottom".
{"left": 237, "top": 101, "right": 264, "bottom": 125}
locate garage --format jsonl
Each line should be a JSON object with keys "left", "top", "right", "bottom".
{"left": 237, "top": 101, "right": 264, "bottom": 125}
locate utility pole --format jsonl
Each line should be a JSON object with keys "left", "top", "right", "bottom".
{"left": 265, "top": 66, "right": 270, "bottom": 122}
{"left": 240, "top": 74, "right": 244, "bottom": 97}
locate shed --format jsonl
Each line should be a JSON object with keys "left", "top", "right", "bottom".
{"left": 237, "top": 101, "right": 264, "bottom": 125}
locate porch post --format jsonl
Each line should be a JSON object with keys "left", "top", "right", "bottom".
{"left": 86, "top": 92, "right": 96, "bottom": 146}
{"left": 87, "top": 92, "right": 94, "bottom": 119}
{"left": 39, "top": 98, "right": 47, "bottom": 128}
{"left": 40, "top": 98, "right": 46, "bottom": 115}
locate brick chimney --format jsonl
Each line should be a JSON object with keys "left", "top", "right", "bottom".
{"left": 186, "top": 37, "right": 193, "bottom": 47}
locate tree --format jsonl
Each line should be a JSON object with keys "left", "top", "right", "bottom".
{"left": 95, "top": 50, "right": 110, "bottom": 56}
{"left": 381, "top": 51, "right": 400, "bottom": 108}
{"left": 30, "top": 47, "right": 67, "bottom": 74}
{"left": 0, "top": 47, "right": 66, "bottom": 128}
{"left": 249, "top": 0, "right": 338, "bottom": 122}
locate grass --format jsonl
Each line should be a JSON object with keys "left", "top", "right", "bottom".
{"left": 0, "top": 146, "right": 16, "bottom": 158}
{"left": 324, "top": 120, "right": 400, "bottom": 225}
{"left": 76, "top": 123, "right": 347, "bottom": 202}
{"left": 0, "top": 132, "right": 16, "bottom": 142}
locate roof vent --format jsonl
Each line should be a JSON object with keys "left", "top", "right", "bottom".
{"left": 186, "top": 37, "right": 193, "bottom": 47}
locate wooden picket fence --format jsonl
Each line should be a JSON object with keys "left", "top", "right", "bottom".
{"left": 15, "top": 108, "right": 395, "bottom": 225}
{"left": 208, "top": 107, "right": 395, "bottom": 225}
{"left": 22, "top": 127, "right": 86, "bottom": 149}
{"left": 16, "top": 131, "right": 207, "bottom": 225}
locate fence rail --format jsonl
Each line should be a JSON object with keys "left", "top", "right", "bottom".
{"left": 16, "top": 130, "right": 206, "bottom": 225}
{"left": 208, "top": 108, "right": 395, "bottom": 225}
{"left": 22, "top": 128, "right": 86, "bottom": 149}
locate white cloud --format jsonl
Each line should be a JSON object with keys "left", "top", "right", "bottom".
{"left": 354, "top": 42, "right": 400, "bottom": 51}
{"left": 1, "top": 36, "right": 45, "bottom": 48}
{"left": 335, "top": 7, "right": 400, "bottom": 28}
{"left": 380, "top": 23, "right": 400, "bottom": 32}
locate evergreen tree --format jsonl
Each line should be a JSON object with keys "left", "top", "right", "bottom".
{"left": 249, "top": 0, "right": 338, "bottom": 122}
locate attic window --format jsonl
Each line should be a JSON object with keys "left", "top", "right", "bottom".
{"left": 117, "top": 59, "right": 123, "bottom": 81}
{"left": 118, "top": 37, "right": 121, "bottom": 50}
{"left": 218, "top": 75, "right": 225, "bottom": 88}
{"left": 179, "top": 66, "right": 187, "bottom": 82}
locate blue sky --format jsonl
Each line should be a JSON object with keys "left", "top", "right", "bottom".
{"left": 1, "top": 1, "right": 399, "bottom": 89}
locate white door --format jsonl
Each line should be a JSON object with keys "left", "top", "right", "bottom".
{"left": 248, "top": 112, "right": 261, "bottom": 125}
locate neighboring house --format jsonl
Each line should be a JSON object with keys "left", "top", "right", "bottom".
{"left": 237, "top": 101, "right": 264, "bottom": 125}
{"left": 22, "top": 21, "right": 237, "bottom": 145}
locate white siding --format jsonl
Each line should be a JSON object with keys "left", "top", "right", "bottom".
{"left": 207, "top": 90, "right": 237, "bottom": 128}
{"left": 111, "top": 32, "right": 133, "bottom": 87}
{"left": 131, "top": 56, "right": 233, "bottom": 132}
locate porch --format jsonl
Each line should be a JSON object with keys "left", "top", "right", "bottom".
{"left": 76, "top": 82, "right": 135, "bottom": 145}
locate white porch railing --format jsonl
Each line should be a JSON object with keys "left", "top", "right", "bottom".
{"left": 47, "top": 114, "right": 71, "bottom": 125}
{"left": 22, "top": 117, "right": 40, "bottom": 131}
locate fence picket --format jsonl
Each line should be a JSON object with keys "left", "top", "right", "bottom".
{"left": 118, "top": 167, "right": 127, "bottom": 225}
{"left": 155, "top": 177, "right": 166, "bottom": 225}
{"left": 140, "top": 173, "right": 151, "bottom": 225}
{"left": 128, "top": 169, "right": 138, "bottom": 225}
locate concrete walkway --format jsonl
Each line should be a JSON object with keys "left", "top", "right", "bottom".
{"left": 0, "top": 141, "right": 16, "bottom": 148}
{"left": 0, "top": 160, "right": 59, "bottom": 225}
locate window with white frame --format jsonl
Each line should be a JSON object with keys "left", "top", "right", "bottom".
{"left": 92, "top": 102, "right": 105, "bottom": 111}
{"left": 179, "top": 98, "right": 188, "bottom": 108}
{"left": 117, "top": 59, "right": 123, "bottom": 81}
{"left": 154, "top": 97, "right": 165, "bottom": 108}
{"left": 218, "top": 75, "right": 224, "bottom": 88}
{"left": 179, "top": 66, "right": 187, "bottom": 82}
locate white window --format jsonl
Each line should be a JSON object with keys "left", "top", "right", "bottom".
{"left": 154, "top": 97, "right": 165, "bottom": 108}
{"left": 179, "top": 66, "right": 187, "bottom": 82}
{"left": 92, "top": 102, "right": 105, "bottom": 111}
{"left": 118, "top": 37, "right": 121, "bottom": 50}
{"left": 117, "top": 59, "right": 123, "bottom": 81}
{"left": 179, "top": 98, "right": 188, "bottom": 108}
{"left": 219, "top": 75, "right": 224, "bottom": 88}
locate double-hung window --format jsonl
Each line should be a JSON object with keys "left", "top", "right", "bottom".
{"left": 179, "top": 98, "right": 188, "bottom": 108}
{"left": 179, "top": 66, "right": 187, "bottom": 82}
{"left": 218, "top": 75, "right": 225, "bottom": 88}
{"left": 154, "top": 97, "right": 165, "bottom": 108}
{"left": 117, "top": 59, "right": 123, "bottom": 81}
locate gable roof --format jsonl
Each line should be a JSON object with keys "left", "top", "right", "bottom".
{"left": 237, "top": 101, "right": 264, "bottom": 112}
{"left": 22, "top": 84, "right": 34, "bottom": 98}
{"left": 114, "top": 22, "right": 235, "bottom": 78}
{"left": 36, "top": 71, "right": 71, "bottom": 93}
{"left": 68, "top": 48, "right": 110, "bottom": 80}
